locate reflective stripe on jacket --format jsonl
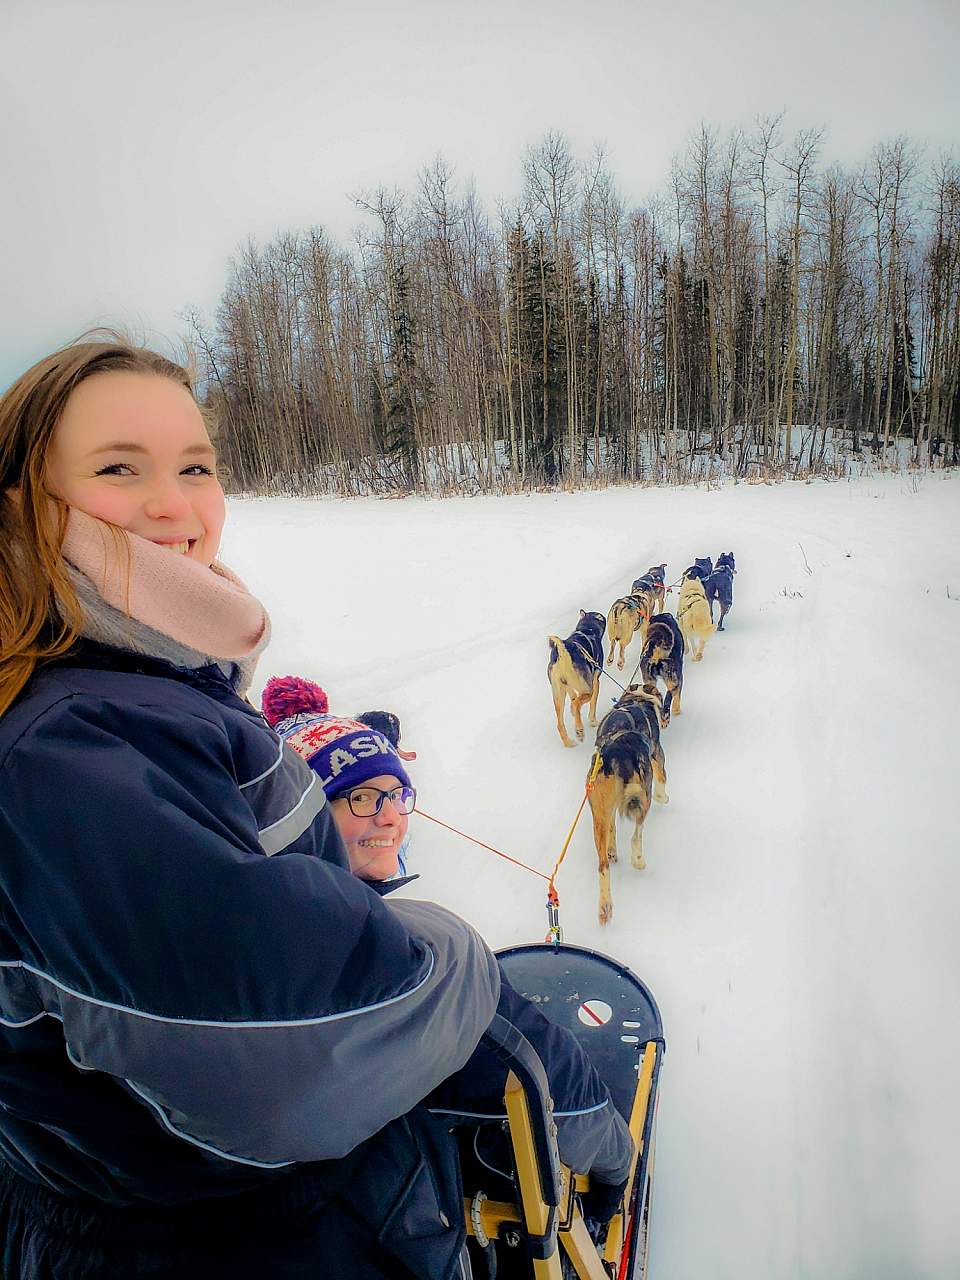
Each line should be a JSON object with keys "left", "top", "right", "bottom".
{"left": 0, "top": 644, "right": 500, "bottom": 1207}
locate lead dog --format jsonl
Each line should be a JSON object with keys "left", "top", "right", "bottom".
{"left": 547, "top": 610, "right": 606, "bottom": 748}
{"left": 638, "top": 612, "right": 684, "bottom": 720}
{"left": 606, "top": 593, "right": 648, "bottom": 669}
{"left": 704, "top": 551, "right": 736, "bottom": 630}
{"left": 589, "top": 682, "right": 669, "bottom": 925}
{"left": 677, "top": 568, "right": 715, "bottom": 662}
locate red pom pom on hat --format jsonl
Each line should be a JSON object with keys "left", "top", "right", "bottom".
{"left": 261, "top": 675, "right": 329, "bottom": 727}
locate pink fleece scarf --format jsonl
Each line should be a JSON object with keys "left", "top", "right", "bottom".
{"left": 60, "top": 509, "right": 269, "bottom": 663}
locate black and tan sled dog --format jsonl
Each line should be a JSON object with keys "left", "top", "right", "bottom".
{"left": 547, "top": 610, "right": 606, "bottom": 748}
{"left": 589, "top": 682, "right": 669, "bottom": 925}
{"left": 683, "top": 556, "right": 713, "bottom": 581}
{"left": 632, "top": 570, "right": 660, "bottom": 629}
{"left": 606, "top": 594, "right": 647, "bottom": 670}
{"left": 704, "top": 551, "right": 736, "bottom": 630}
{"left": 638, "top": 612, "right": 684, "bottom": 721}
{"left": 641, "top": 563, "right": 668, "bottom": 616}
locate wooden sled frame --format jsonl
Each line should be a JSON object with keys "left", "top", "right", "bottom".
{"left": 463, "top": 1013, "right": 663, "bottom": 1279}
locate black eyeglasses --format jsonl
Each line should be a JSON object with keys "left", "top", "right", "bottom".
{"left": 334, "top": 784, "right": 417, "bottom": 818}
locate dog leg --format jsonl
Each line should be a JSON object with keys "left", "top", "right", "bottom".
{"left": 598, "top": 869, "right": 613, "bottom": 926}
{"left": 617, "top": 640, "right": 626, "bottom": 671}
{"left": 587, "top": 672, "right": 601, "bottom": 727}
{"left": 591, "top": 795, "right": 614, "bottom": 926}
{"left": 572, "top": 691, "right": 589, "bottom": 741}
{"left": 552, "top": 686, "right": 575, "bottom": 748}
{"left": 630, "top": 822, "right": 646, "bottom": 871}
{"left": 652, "top": 750, "right": 669, "bottom": 804}
{"left": 671, "top": 681, "right": 682, "bottom": 715}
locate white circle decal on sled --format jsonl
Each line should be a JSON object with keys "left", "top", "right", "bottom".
{"left": 577, "top": 999, "right": 612, "bottom": 1027}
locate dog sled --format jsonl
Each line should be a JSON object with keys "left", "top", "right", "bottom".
{"left": 459, "top": 942, "right": 665, "bottom": 1279}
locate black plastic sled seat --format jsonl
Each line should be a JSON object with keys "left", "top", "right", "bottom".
{"left": 458, "top": 943, "right": 665, "bottom": 1280}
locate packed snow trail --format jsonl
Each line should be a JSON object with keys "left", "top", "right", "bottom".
{"left": 228, "top": 471, "right": 960, "bottom": 1280}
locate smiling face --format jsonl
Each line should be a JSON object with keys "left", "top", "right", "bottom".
{"left": 329, "top": 773, "right": 409, "bottom": 881}
{"left": 44, "top": 371, "right": 225, "bottom": 566}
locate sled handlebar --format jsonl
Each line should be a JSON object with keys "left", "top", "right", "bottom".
{"left": 480, "top": 1013, "right": 563, "bottom": 1210}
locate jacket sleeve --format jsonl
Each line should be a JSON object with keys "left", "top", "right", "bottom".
{"left": 0, "top": 692, "right": 501, "bottom": 1167}
{"left": 428, "top": 975, "right": 634, "bottom": 1184}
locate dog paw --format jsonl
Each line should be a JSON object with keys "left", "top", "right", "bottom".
{"left": 631, "top": 853, "right": 646, "bottom": 870}
{"left": 598, "top": 901, "right": 613, "bottom": 926}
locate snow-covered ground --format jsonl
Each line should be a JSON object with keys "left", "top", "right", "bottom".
{"left": 225, "top": 470, "right": 960, "bottom": 1280}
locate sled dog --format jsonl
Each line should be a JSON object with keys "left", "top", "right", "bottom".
{"left": 683, "top": 557, "right": 713, "bottom": 582}
{"left": 589, "top": 682, "right": 669, "bottom": 926}
{"left": 628, "top": 573, "right": 662, "bottom": 642}
{"left": 547, "top": 610, "right": 606, "bottom": 748}
{"left": 606, "top": 594, "right": 648, "bottom": 670}
{"left": 629, "top": 575, "right": 659, "bottom": 619}
{"left": 638, "top": 612, "right": 684, "bottom": 721}
{"left": 677, "top": 569, "right": 715, "bottom": 662}
{"left": 704, "top": 551, "right": 736, "bottom": 630}
{"left": 644, "top": 563, "right": 667, "bottom": 616}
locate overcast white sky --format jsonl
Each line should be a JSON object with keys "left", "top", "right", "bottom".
{"left": 2, "top": 0, "right": 957, "bottom": 391}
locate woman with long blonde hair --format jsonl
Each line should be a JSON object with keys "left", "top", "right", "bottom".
{"left": 0, "top": 337, "right": 509, "bottom": 1278}
{"left": 0, "top": 337, "right": 632, "bottom": 1278}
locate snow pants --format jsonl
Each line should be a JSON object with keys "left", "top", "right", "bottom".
{"left": 0, "top": 1107, "right": 469, "bottom": 1280}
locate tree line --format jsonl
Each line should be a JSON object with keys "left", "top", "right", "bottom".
{"left": 187, "top": 122, "right": 960, "bottom": 495}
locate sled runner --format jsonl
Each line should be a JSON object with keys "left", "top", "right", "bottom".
{"left": 461, "top": 943, "right": 665, "bottom": 1279}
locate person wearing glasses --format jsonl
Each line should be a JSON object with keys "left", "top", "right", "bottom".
{"left": 260, "top": 675, "right": 416, "bottom": 881}
{"left": 329, "top": 765, "right": 415, "bottom": 883}
{"left": 262, "top": 698, "right": 416, "bottom": 884}
{"left": 261, "top": 673, "right": 636, "bottom": 1228}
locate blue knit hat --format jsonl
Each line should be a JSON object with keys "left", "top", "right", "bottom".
{"left": 261, "top": 677, "right": 411, "bottom": 798}
{"left": 281, "top": 715, "right": 412, "bottom": 797}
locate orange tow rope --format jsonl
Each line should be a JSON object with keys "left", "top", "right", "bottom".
{"left": 414, "top": 751, "right": 603, "bottom": 949}
{"left": 544, "top": 751, "right": 602, "bottom": 946}
{"left": 414, "top": 809, "right": 550, "bottom": 883}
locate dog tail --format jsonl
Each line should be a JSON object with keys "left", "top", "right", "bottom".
{"left": 598, "top": 751, "right": 652, "bottom": 824}
{"left": 547, "top": 636, "right": 576, "bottom": 686}
{"left": 622, "top": 778, "right": 651, "bottom": 821}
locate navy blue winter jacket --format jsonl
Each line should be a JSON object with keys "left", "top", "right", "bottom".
{"left": 0, "top": 643, "right": 630, "bottom": 1275}
{"left": 0, "top": 645, "right": 501, "bottom": 1200}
